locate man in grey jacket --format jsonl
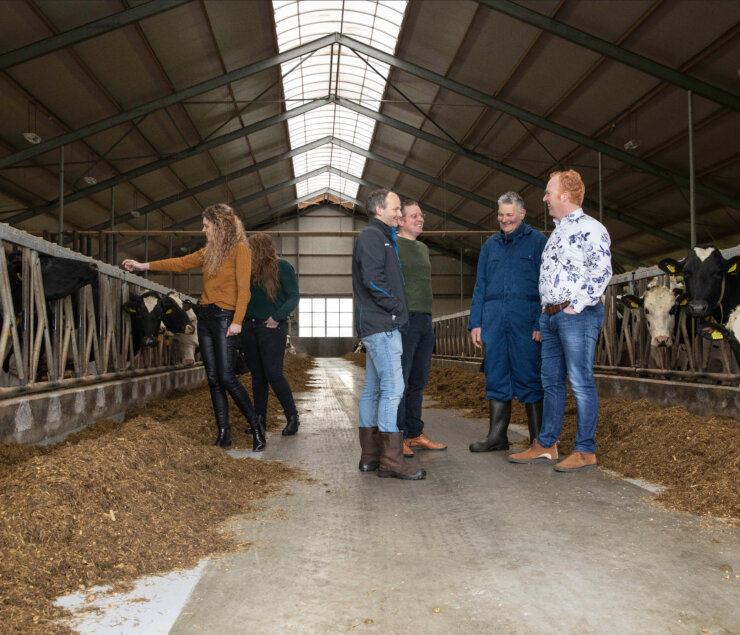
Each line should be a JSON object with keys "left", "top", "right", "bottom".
{"left": 353, "top": 189, "right": 426, "bottom": 481}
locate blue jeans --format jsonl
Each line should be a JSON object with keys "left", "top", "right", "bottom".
{"left": 359, "top": 330, "right": 405, "bottom": 433}
{"left": 537, "top": 303, "right": 604, "bottom": 454}
{"left": 397, "top": 312, "right": 434, "bottom": 438}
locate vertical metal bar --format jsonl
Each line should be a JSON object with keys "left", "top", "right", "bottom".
{"left": 460, "top": 247, "right": 463, "bottom": 312}
{"left": 58, "top": 146, "right": 64, "bottom": 245}
{"left": 688, "top": 90, "right": 696, "bottom": 248}
{"left": 144, "top": 213, "right": 149, "bottom": 279}
{"left": 598, "top": 151, "right": 603, "bottom": 224}
{"left": 169, "top": 236, "right": 173, "bottom": 288}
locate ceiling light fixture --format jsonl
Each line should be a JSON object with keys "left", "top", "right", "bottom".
{"left": 83, "top": 175, "right": 97, "bottom": 185}
{"left": 130, "top": 210, "right": 141, "bottom": 217}
{"left": 623, "top": 138, "right": 641, "bottom": 151}
{"left": 23, "top": 103, "right": 41, "bottom": 144}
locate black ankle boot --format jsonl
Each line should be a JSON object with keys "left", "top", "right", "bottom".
{"left": 244, "top": 414, "right": 253, "bottom": 435}
{"left": 252, "top": 415, "right": 266, "bottom": 452}
{"left": 525, "top": 399, "right": 543, "bottom": 443}
{"left": 282, "top": 414, "right": 299, "bottom": 436}
{"left": 469, "top": 400, "right": 511, "bottom": 452}
{"left": 214, "top": 425, "right": 232, "bottom": 448}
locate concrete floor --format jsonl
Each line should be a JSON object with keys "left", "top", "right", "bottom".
{"left": 165, "top": 357, "right": 739, "bottom": 634}
{"left": 58, "top": 357, "right": 739, "bottom": 633}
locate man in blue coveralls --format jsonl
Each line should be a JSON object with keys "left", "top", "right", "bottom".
{"left": 468, "top": 191, "right": 547, "bottom": 452}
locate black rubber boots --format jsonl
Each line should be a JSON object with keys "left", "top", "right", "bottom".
{"left": 469, "top": 400, "right": 511, "bottom": 452}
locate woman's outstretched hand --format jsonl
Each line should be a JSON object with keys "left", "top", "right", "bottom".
{"left": 121, "top": 259, "right": 149, "bottom": 272}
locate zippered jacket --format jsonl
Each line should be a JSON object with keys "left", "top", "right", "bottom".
{"left": 352, "top": 217, "right": 409, "bottom": 337}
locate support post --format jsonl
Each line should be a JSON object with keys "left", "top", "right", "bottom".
{"left": 688, "top": 90, "right": 696, "bottom": 248}
{"left": 598, "top": 151, "right": 603, "bottom": 224}
{"left": 58, "top": 146, "right": 64, "bottom": 245}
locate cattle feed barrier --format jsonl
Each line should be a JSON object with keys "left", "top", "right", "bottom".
{"left": 0, "top": 223, "right": 206, "bottom": 444}
{"left": 432, "top": 245, "right": 740, "bottom": 419}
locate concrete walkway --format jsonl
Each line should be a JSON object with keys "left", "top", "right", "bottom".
{"left": 168, "top": 357, "right": 738, "bottom": 634}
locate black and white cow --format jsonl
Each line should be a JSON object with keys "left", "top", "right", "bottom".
{"left": 123, "top": 291, "right": 164, "bottom": 356}
{"left": 161, "top": 292, "right": 198, "bottom": 364}
{"left": 699, "top": 306, "right": 740, "bottom": 369}
{"left": 619, "top": 280, "right": 684, "bottom": 348}
{"left": 658, "top": 245, "right": 740, "bottom": 321}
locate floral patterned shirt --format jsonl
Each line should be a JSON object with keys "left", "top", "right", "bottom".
{"left": 539, "top": 208, "right": 612, "bottom": 314}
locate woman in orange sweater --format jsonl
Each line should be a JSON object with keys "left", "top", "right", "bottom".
{"left": 122, "top": 203, "right": 264, "bottom": 451}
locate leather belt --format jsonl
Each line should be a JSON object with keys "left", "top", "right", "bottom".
{"left": 544, "top": 301, "right": 570, "bottom": 315}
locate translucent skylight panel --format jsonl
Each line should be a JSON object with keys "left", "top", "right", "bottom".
{"left": 273, "top": 0, "right": 406, "bottom": 202}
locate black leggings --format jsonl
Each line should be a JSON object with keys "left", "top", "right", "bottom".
{"left": 241, "top": 319, "right": 297, "bottom": 419}
{"left": 197, "top": 305, "right": 255, "bottom": 428}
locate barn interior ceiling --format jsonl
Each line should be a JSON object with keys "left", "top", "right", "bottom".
{"left": 0, "top": 0, "right": 738, "bottom": 274}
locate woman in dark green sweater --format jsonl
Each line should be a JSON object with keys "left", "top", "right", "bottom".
{"left": 242, "top": 233, "right": 301, "bottom": 436}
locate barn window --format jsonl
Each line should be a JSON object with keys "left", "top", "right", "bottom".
{"left": 299, "top": 297, "right": 353, "bottom": 337}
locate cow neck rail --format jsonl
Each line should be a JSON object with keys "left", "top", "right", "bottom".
{"left": 0, "top": 222, "right": 198, "bottom": 390}
{"left": 432, "top": 245, "right": 740, "bottom": 386}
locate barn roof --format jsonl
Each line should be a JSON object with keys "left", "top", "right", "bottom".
{"left": 0, "top": 0, "right": 738, "bottom": 271}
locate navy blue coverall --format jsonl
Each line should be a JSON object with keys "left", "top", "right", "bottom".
{"left": 468, "top": 222, "right": 547, "bottom": 403}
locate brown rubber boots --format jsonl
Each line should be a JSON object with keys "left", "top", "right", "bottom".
{"left": 358, "top": 426, "right": 381, "bottom": 472}
{"left": 378, "top": 432, "right": 426, "bottom": 480}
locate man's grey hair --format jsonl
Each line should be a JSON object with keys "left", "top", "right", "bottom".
{"left": 497, "top": 191, "right": 525, "bottom": 213}
{"left": 400, "top": 199, "right": 420, "bottom": 218}
{"left": 366, "top": 189, "right": 390, "bottom": 218}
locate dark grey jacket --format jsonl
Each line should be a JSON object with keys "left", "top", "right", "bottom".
{"left": 352, "top": 218, "right": 409, "bottom": 338}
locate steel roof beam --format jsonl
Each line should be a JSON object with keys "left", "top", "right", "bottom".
{"left": 8, "top": 97, "right": 331, "bottom": 225}
{"left": 118, "top": 165, "right": 332, "bottom": 250}
{"left": 0, "top": 33, "right": 339, "bottom": 170}
{"left": 477, "top": 0, "right": 740, "bottom": 112}
{"left": 88, "top": 136, "right": 333, "bottom": 231}
{"left": 338, "top": 33, "right": 740, "bottom": 213}
{"left": 0, "top": 0, "right": 193, "bottom": 71}
{"left": 336, "top": 98, "right": 687, "bottom": 247}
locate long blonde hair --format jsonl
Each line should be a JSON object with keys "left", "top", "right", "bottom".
{"left": 201, "top": 203, "right": 247, "bottom": 278}
{"left": 248, "top": 233, "right": 280, "bottom": 302}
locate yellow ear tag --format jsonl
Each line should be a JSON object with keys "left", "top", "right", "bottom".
{"left": 165, "top": 309, "right": 173, "bottom": 314}
{"left": 629, "top": 301, "right": 639, "bottom": 309}
{"left": 728, "top": 263, "right": 737, "bottom": 274}
{"left": 680, "top": 298, "right": 687, "bottom": 306}
{"left": 16, "top": 273, "right": 22, "bottom": 280}
{"left": 666, "top": 264, "right": 676, "bottom": 273}
{"left": 711, "top": 331, "right": 723, "bottom": 341}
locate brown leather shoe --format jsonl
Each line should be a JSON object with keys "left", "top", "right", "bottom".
{"left": 402, "top": 438, "right": 415, "bottom": 457}
{"left": 408, "top": 433, "right": 447, "bottom": 451}
{"left": 508, "top": 439, "right": 558, "bottom": 464}
{"left": 553, "top": 451, "right": 597, "bottom": 472}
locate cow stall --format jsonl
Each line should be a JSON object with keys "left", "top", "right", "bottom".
{"left": 0, "top": 223, "right": 205, "bottom": 444}
{"left": 433, "top": 245, "right": 740, "bottom": 419}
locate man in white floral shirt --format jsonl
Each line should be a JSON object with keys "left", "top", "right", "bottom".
{"left": 509, "top": 170, "right": 612, "bottom": 472}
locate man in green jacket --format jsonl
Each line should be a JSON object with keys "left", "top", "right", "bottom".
{"left": 396, "top": 200, "right": 447, "bottom": 456}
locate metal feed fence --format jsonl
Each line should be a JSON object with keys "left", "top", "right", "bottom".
{"left": 432, "top": 245, "right": 740, "bottom": 385}
{"left": 0, "top": 223, "right": 198, "bottom": 393}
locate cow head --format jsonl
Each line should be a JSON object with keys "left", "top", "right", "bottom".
{"left": 160, "top": 293, "right": 195, "bottom": 334}
{"left": 698, "top": 307, "right": 740, "bottom": 367}
{"left": 658, "top": 245, "right": 740, "bottom": 317}
{"left": 123, "top": 291, "right": 163, "bottom": 347}
{"left": 620, "top": 285, "right": 681, "bottom": 347}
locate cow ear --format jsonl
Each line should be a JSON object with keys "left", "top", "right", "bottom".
{"left": 658, "top": 258, "right": 683, "bottom": 275}
{"left": 122, "top": 301, "right": 137, "bottom": 314}
{"left": 182, "top": 299, "right": 196, "bottom": 311}
{"left": 619, "top": 294, "right": 642, "bottom": 309}
{"left": 699, "top": 323, "right": 726, "bottom": 342}
{"left": 725, "top": 256, "right": 740, "bottom": 276}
